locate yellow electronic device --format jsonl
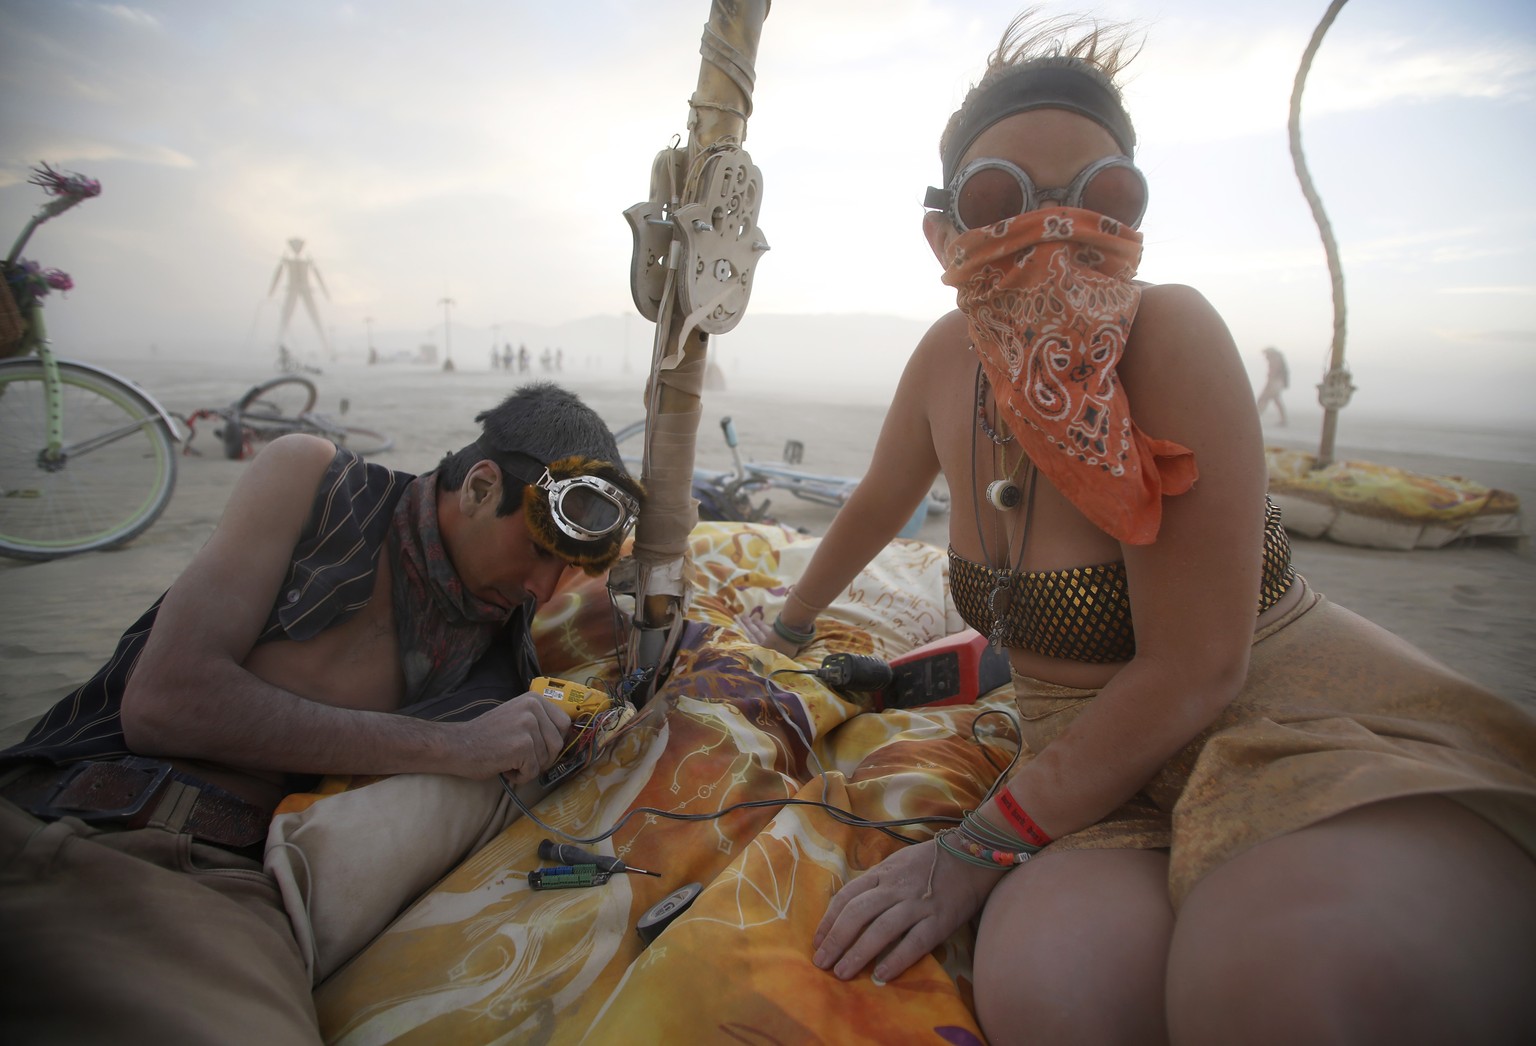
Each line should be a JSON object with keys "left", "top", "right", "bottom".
{"left": 531, "top": 676, "right": 614, "bottom": 719}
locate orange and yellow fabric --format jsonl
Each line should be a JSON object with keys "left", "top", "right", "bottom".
{"left": 289, "top": 522, "right": 1016, "bottom": 1044}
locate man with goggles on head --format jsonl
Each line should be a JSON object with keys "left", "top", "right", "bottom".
{"left": 1, "top": 381, "right": 641, "bottom": 1040}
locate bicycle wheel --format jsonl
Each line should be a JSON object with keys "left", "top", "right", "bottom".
{"left": 225, "top": 374, "right": 319, "bottom": 458}
{"left": 0, "top": 359, "right": 178, "bottom": 560}
{"left": 328, "top": 423, "right": 393, "bottom": 456}
{"left": 238, "top": 373, "right": 318, "bottom": 420}
{"left": 289, "top": 414, "right": 392, "bottom": 456}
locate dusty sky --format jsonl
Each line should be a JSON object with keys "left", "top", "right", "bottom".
{"left": 2, "top": 0, "right": 1534, "bottom": 422}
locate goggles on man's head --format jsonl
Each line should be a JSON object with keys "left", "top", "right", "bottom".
{"left": 536, "top": 469, "right": 639, "bottom": 541}
{"left": 502, "top": 453, "right": 642, "bottom": 575}
{"left": 924, "top": 155, "right": 1148, "bottom": 233}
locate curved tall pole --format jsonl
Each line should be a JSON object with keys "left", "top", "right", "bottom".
{"left": 1289, "top": 0, "right": 1355, "bottom": 468}
{"left": 621, "top": 0, "right": 771, "bottom": 696}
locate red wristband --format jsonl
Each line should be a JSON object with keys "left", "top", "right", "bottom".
{"left": 996, "top": 791, "right": 1053, "bottom": 847}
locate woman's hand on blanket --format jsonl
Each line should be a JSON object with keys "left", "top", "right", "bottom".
{"left": 812, "top": 838, "right": 1006, "bottom": 984}
{"left": 449, "top": 692, "right": 571, "bottom": 783}
{"left": 740, "top": 605, "right": 804, "bottom": 651}
{"left": 739, "top": 605, "right": 802, "bottom": 658}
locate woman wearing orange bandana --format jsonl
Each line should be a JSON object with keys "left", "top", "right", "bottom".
{"left": 763, "top": 13, "right": 1536, "bottom": 1044}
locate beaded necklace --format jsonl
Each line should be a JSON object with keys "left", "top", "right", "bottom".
{"left": 970, "top": 360, "right": 1038, "bottom": 648}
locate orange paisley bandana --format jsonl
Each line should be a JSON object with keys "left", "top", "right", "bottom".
{"left": 942, "top": 207, "right": 1197, "bottom": 544}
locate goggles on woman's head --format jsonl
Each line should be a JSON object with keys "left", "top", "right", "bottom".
{"left": 924, "top": 155, "right": 1148, "bottom": 233}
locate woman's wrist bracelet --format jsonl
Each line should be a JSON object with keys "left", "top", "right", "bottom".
{"left": 786, "top": 587, "right": 829, "bottom": 616}
{"left": 937, "top": 827, "right": 1033, "bottom": 869}
{"left": 771, "top": 615, "right": 817, "bottom": 647}
{"left": 961, "top": 811, "right": 1041, "bottom": 854}
{"left": 993, "top": 791, "right": 1053, "bottom": 848}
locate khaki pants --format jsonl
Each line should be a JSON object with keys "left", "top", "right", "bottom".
{"left": 266, "top": 773, "right": 516, "bottom": 985}
{"left": 0, "top": 798, "right": 320, "bottom": 1045}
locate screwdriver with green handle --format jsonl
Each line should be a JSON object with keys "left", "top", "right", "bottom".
{"left": 538, "top": 838, "right": 662, "bottom": 877}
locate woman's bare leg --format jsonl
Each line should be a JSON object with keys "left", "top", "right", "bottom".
{"left": 974, "top": 848, "right": 1174, "bottom": 1046}
{"left": 1168, "top": 796, "right": 1536, "bottom": 1045}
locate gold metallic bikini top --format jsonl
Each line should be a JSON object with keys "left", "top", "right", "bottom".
{"left": 949, "top": 497, "right": 1296, "bottom": 663}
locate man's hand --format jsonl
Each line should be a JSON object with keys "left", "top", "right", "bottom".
{"left": 453, "top": 692, "right": 573, "bottom": 783}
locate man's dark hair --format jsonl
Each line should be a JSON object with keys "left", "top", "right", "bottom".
{"left": 437, "top": 382, "right": 630, "bottom": 516}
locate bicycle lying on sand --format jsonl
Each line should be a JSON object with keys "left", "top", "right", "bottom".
{"left": 182, "top": 374, "right": 393, "bottom": 460}
{"left": 0, "top": 165, "right": 184, "bottom": 562}
{"left": 616, "top": 416, "right": 948, "bottom": 535}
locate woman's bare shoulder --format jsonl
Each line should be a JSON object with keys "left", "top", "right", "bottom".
{"left": 927, "top": 308, "right": 971, "bottom": 341}
{"left": 1136, "top": 282, "right": 1222, "bottom": 323}
{"left": 245, "top": 433, "right": 341, "bottom": 484}
{"left": 1128, "top": 283, "right": 1239, "bottom": 366}
{"left": 908, "top": 309, "right": 972, "bottom": 368}
{"left": 1122, "top": 281, "right": 1257, "bottom": 455}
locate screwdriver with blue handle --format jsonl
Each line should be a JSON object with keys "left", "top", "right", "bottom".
{"left": 538, "top": 838, "right": 661, "bottom": 877}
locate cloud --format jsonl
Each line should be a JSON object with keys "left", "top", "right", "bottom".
{"left": 30, "top": 137, "right": 194, "bottom": 169}
{"left": 1437, "top": 285, "right": 1536, "bottom": 296}
{"left": 1149, "top": 222, "right": 1529, "bottom": 282}
{"left": 1434, "top": 327, "right": 1536, "bottom": 345}
{"left": 94, "top": 4, "right": 162, "bottom": 31}
{"left": 1335, "top": 229, "right": 1528, "bottom": 269}
{"left": 758, "top": 0, "right": 968, "bottom": 64}
{"left": 1309, "top": 37, "right": 1536, "bottom": 109}
{"left": 0, "top": 137, "right": 194, "bottom": 189}
{"left": 1127, "top": 18, "right": 1536, "bottom": 146}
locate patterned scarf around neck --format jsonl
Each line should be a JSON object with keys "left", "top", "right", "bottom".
{"left": 388, "top": 472, "right": 511, "bottom": 704}
{"left": 942, "top": 207, "right": 1197, "bottom": 544}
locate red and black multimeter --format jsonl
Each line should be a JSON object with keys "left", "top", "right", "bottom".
{"left": 874, "top": 629, "right": 1012, "bottom": 710}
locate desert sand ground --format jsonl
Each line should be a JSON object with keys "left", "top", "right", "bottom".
{"left": 2, "top": 353, "right": 1532, "bottom": 746}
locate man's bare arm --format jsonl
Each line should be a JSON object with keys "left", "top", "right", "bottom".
{"left": 120, "top": 435, "right": 566, "bottom": 783}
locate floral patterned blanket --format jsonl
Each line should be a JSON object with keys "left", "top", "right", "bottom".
{"left": 301, "top": 522, "right": 1017, "bottom": 1044}
{"left": 1265, "top": 446, "right": 1524, "bottom": 549}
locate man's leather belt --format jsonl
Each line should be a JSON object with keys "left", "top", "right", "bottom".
{"left": 0, "top": 756, "right": 271, "bottom": 855}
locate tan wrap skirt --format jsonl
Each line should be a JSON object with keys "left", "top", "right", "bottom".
{"left": 1012, "top": 577, "right": 1536, "bottom": 906}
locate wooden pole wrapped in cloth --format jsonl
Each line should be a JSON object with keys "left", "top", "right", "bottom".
{"left": 620, "top": 0, "right": 772, "bottom": 697}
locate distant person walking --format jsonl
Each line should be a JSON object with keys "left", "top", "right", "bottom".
{"left": 1256, "top": 345, "right": 1289, "bottom": 426}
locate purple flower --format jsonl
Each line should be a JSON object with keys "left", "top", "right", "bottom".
{"left": 5, "top": 258, "right": 75, "bottom": 309}
{"left": 27, "top": 162, "right": 101, "bottom": 200}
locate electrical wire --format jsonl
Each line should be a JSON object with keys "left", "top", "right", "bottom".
{"left": 502, "top": 694, "right": 1025, "bottom": 848}
{"left": 500, "top": 775, "right": 949, "bottom": 846}
{"left": 972, "top": 707, "right": 1025, "bottom": 799}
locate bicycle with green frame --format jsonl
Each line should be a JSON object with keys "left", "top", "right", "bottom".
{"left": 0, "top": 164, "right": 183, "bottom": 561}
